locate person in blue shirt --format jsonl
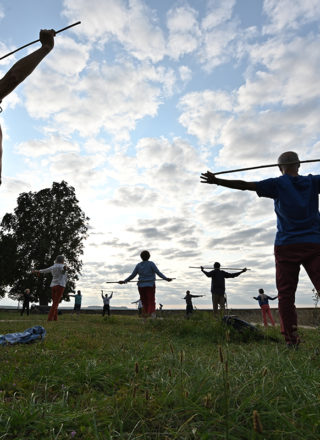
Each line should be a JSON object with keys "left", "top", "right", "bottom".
{"left": 201, "top": 151, "right": 320, "bottom": 346}
{"left": 118, "top": 250, "right": 172, "bottom": 318}
{"left": 69, "top": 290, "right": 82, "bottom": 315}
{"left": 253, "top": 288, "right": 278, "bottom": 327}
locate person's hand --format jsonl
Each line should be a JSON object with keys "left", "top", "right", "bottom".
{"left": 200, "top": 266, "right": 204, "bottom": 271}
{"left": 242, "top": 268, "right": 247, "bottom": 273}
{"left": 118, "top": 280, "right": 126, "bottom": 284}
{"left": 39, "top": 29, "right": 56, "bottom": 51}
{"left": 166, "top": 278, "right": 172, "bottom": 282}
{"left": 200, "top": 171, "right": 218, "bottom": 184}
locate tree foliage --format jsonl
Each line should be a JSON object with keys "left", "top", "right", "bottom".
{"left": 0, "top": 181, "right": 89, "bottom": 305}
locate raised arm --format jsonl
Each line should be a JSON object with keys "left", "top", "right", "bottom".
{"left": 224, "top": 268, "right": 247, "bottom": 279}
{"left": 200, "top": 172, "right": 256, "bottom": 191}
{"left": 200, "top": 266, "right": 212, "bottom": 277}
{"left": 0, "top": 30, "right": 55, "bottom": 101}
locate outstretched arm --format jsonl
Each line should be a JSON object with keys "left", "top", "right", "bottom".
{"left": 200, "top": 172, "right": 256, "bottom": 191}
{"left": 0, "top": 29, "right": 55, "bottom": 101}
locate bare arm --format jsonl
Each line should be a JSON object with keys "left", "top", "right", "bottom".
{"left": 200, "top": 171, "right": 256, "bottom": 191}
{"left": 0, "top": 30, "right": 55, "bottom": 101}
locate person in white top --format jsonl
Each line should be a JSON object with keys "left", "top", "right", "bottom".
{"left": 101, "top": 290, "right": 113, "bottom": 316}
{"left": 33, "top": 255, "right": 68, "bottom": 321}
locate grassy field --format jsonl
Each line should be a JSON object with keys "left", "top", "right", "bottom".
{"left": 0, "top": 311, "right": 319, "bottom": 439}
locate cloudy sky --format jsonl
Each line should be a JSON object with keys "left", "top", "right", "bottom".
{"left": 1, "top": 0, "right": 320, "bottom": 309}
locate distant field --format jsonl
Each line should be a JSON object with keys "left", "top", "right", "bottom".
{"left": 0, "top": 311, "right": 319, "bottom": 439}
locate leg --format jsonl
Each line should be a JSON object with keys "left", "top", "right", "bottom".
{"left": 212, "top": 294, "right": 218, "bottom": 315}
{"left": 302, "top": 243, "right": 320, "bottom": 292}
{"left": 102, "top": 306, "right": 105, "bottom": 316}
{"left": 26, "top": 302, "right": 30, "bottom": 316}
{"left": 266, "top": 306, "right": 275, "bottom": 326}
{"left": 107, "top": 305, "right": 110, "bottom": 316}
{"left": 275, "top": 245, "right": 300, "bottom": 344}
{"left": 261, "top": 305, "right": 268, "bottom": 326}
{"left": 218, "top": 295, "right": 225, "bottom": 315}
{"left": 48, "top": 286, "right": 64, "bottom": 321}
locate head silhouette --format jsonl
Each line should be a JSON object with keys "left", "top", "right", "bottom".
{"left": 277, "top": 151, "right": 300, "bottom": 175}
{"left": 214, "top": 262, "right": 221, "bottom": 269}
{"left": 140, "top": 250, "right": 150, "bottom": 261}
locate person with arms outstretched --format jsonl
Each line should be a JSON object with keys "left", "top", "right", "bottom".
{"left": 33, "top": 255, "right": 67, "bottom": 321}
{"left": 253, "top": 289, "right": 278, "bottom": 327}
{"left": 69, "top": 290, "right": 82, "bottom": 315}
{"left": 183, "top": 290, "right": 204, "bottom": 318}
{"left": 201, "top": 262, "right": 247, "bottom": 315}
{"left": 0, "top": 29, "right": 55, "bottom": 185}
{"left": 118, "top": 250, "right": 172, "bottom": 319}
{"left": 201, "top": 151, "right": 320, "bottom": 346}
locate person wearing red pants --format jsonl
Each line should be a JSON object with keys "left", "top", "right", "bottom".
{"left": 33, "top": 255, "right": 68, "bottom": 321}
{"left": 253, "top": 289, "right": 278, "bottom": 327}
{"left": 118, "top": 250, "right": 172, "bottom": 318}
{"left": 201, "top": 151, "right": 320, "bottom": 347}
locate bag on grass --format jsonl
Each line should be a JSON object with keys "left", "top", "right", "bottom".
{"left": 0, "top": 325, "right": 46, "bottom": 346}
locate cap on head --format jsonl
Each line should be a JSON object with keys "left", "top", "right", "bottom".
{"left": 214, "top": 262, "right": 220, "bottom": 269}
{"left": 55, "top": 255, "right": 65, "bottom": 264}
{"left": 140, "top": 250, "right": 150, "bottom": 261}
{"left": 259, "top": 288, "right": 264, "bottom": 294}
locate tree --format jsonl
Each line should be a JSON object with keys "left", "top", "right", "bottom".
{"left": 0, "top": 181, "right": 89, "bottom": 305}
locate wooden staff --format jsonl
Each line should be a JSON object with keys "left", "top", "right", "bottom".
{"left": 0, "top": 21, "right": 81, "bottom": 60}
{"left": 106, "top": 278, "right": 176, "bottom": 284}
{"left": 189, "top": 266, "right": 250, "bottom": 270}
{"left": 205, "top": 159, "right": 320, "bottom": 176}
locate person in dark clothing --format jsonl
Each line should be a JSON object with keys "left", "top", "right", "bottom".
{"left": 21, "top": 289, "right": 31, "bottom": 316}
{"left": 253, "top": 288, "right": 278, "bottom": 327}
{"left": 183, "top": 290, "right": 204, "bottom": 317}
{"left": 201, "top": 262, "right": 247, "bottom": 314}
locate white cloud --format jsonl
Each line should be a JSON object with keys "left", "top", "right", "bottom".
{"left": 202, "top": 0, "right": 236, "bottom": 29}
{"left": 178, "top": 90, "right": 234, "bottom": 144}
{"left": 179, "top": 65, "right": 192, "bottom": 83}
{"left": 263, "top": 0, "right": 320, "bottom": 34}
{"left": 166, "top": 6, "right": 200, "bottom": 59}
{"left": 62, "top": 0, "right": 166, "bottom": 62}
{"left": 15, "top": 135, "right": 80, "bottom": 157}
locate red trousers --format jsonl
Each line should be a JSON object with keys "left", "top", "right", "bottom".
{"left": 138, "top": 285, "right": 156, "bottom": 315}
{"left": 48, "top": 285, "right": 65, "bottom": 321}
{"left": 275, "top": 243, "right": 320, "bottom": 344}
{"left": 261, "top": 304, "right": 275, "bottom": 327}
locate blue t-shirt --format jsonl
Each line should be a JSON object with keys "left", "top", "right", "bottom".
{"left": 124, "top": 260, "right": 168, "bottom": 287}
{"left": 256, "top": 174, "right": 320, "bottom": 245}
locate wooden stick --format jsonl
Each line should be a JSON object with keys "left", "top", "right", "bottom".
{"left": 189, "top": 266, "right": 250, "bottom": 270}
{"left": 206, "top": 159, "right": 320, "bottom": 176}
{"left": 0, "top": 21, "right": 81, "bottom": 60}
{"left": 106, "top": 278, "right": 176, "bottom": 284}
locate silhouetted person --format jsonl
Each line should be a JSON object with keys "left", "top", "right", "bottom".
{"left": 183, "top": 290, "right": 204, "bottom": 317}
{"left": 101, "top": 290, "right": 113, "bottom": 316}
{"left": 0, "top": 29, "right": 55, "bottom": 185}
{"left": 253, "top": 288, "right": 278, "bottom": 327}
{"left": 201, "top": 151, "right": 320, "bottom": 346}
{"left": 201, "top": 262, "right": 247, "bottom": 315}
{"left": 20, "top": 288, "right": 31, "bottom": 316}
{"left": 119, "top": 250, "right": 172, "bottom": 318}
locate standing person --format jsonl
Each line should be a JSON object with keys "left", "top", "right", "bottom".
{"left": 33, "top": 255, "right": 67, "bottom": 321}
{"left": 131, "top": 299, "right": 143, "bottom": 316}
{"left": 201, "top": 263, "right": 247, "bottom": 315}
{"left": 183, "top": 290, "right": 204, "bottom": 318}
{"left": 118, "top": 250, "right": 172, "bottom": 318}
{"left": 0, "top": 29, "right": 55, "bottom": 185}
{"left": 253, "top": 289, "right": 278, "bottom": 327}
{"left": 201, "top": 151, "right": 320, "bottom": 346}
{"left": 20, "top": 288, "right": 31, "bottom": 316}
{"left": 69, "top": 290, "right": 82, "bottom": 315}
{"left": 101, "top": 290, "right": 113, "bottom": 316}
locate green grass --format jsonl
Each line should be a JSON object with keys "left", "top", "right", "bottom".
{"left": 0, "top": 311, "right": 320, "bottom": 439}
